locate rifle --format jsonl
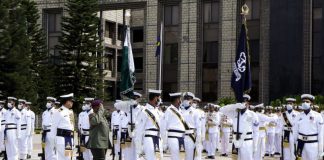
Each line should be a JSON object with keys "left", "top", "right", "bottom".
{"left": 76, "top": 131, "right": 84, "bottom": 160}
{"left": 37, "top": 130, "right": 46, "bottom": 160}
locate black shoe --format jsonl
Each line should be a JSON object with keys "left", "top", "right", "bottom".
{"left": 220, "top": 153, "right": 226, "bottom": 156}
{"left": 270, "top": 154, "right": 274, "bottom": 157}
{"left": 265, "top": 153, "right": 269, "bottom": 156}
{"left": 224, "top": 153, "right": 228, "bottom": 157}
{"left": 27, "top": 155, "right": 31, "bottom": 159}
{"left": 202, "top": 149, "right": 207, "bottom": 153}
{"left": 207, "top": 156, "right": 215, "bottom": 159}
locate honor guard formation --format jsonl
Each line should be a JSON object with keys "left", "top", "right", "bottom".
{"left": 0, "top": 91, "right": 322, "bottom": 160}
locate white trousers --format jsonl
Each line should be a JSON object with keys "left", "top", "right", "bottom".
{"left": 254, "top": 136, "right": 266, "bottom": 160}
{"left": 221, "top": 132, "right": 230, "bottom": 154}
{"left": 0, "top": 129, "right": 5, "bottom": 152}
{"left": 143, "top": 136, "right": 162, "bottom": 160}
{"left": 27, "top": 135, "right": 33, "bottom": 155}
{"left": 184, "top": 135, "right": 195, "bottom": 160}
{"left": 301, "top": 142, "right": 318, "bottom": 160}
{"left": 168, "top": 137, "right": 181, "bottom": 160}
{"left": 82, "top": 136, "right": 93, "bottom": 160}
{"left": 45, "top": 134, "right": 56, "bottom": 160}
{"left": 208, "top": 132, "right": 219, "bottom": 156}
{"left": 5, "top": 129, "right": 18, "bottom": 160}
{"left": 18, "top": 131, "right": 28, "bottom": 159}
{"left": 236, "top": 140, "right": 254, "bottom": 160}
{"left": 55, "top": 136, "right": 74, "bottom": 160}
{"left": 274, "top": 133, "right": 281, "bottom": 153}
{"left": 266, "top": 132, "right": 275, "bottom": 154}
{"left": 283, "top": 132, "right": 295, "bottom": 160}
{"left": 124, "top": 139, "right": 139, "bottom": 160}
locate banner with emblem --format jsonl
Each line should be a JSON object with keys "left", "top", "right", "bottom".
{"left": 231, "top": 22, "right": 252, "bottom": 102}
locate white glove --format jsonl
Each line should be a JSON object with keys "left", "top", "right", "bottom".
{"left": 163, "top": 143, "right": 168, "bottom": 151}
{"left": 135, "top": 139, "right": 142, "bottom": 155}
{"left": 129, "top": 131, "right": 135, "bottom": 138}
{"left": 235, "top": 103, "right": 246, "bottom": 110}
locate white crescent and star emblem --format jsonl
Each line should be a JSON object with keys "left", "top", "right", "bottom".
{"left": 233, "top": 52, "right": 247, "bottom": 81}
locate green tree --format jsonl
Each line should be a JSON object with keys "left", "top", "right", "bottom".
{"left": 0, "top": 0, "right": 36, "bottom": 102}
{"left": 21, "top": 0, "right": 56, "bottom": 113}
{"left": 57, "top": 0, "right": 103, "bottom": 110}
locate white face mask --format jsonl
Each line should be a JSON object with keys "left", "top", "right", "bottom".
{"left": 85, "top": 104, "right": 91, "bottom": 110}
{"left": 18, "top": 104, "right": 23, "bottom": 110}
{"left": 302, "top": 102, "right": 311, "bottom": 110}
{"left": 7, "top": 103, "right": 13, "bottom": 108}
{"left": 157, "top": 98, "right": 163, "bottom": 106}
{"left": 182, "top": 100, "right": 190, "bottom": 107}
{"left": 192, "top": 103, "right": 197, "bottom": 108}
{"left": 286, "top": 104, "right": 293, "bottom": 110}
{"left": 82, "top": 105, "right": 87, "bottom": 111}
{"left": 261, "top": 110, "right": 265, "bottom": 114}
{"left": 46, "top": 102, "right": 52, "bottom": 109}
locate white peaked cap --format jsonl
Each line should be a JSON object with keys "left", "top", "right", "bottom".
{"left": 60, "top": 93, "right": 74, "bottom": 98}
{"left": 301, "top": 94, "right": 315, "bottom": 101}
{"left": 286, "top": 98, "right": 296, "bottom": 102}
{"left": 183, "top": 92, "right": 195, "bottom": 98}
{"left": 8, "top": 97, "right": 17, "bottom": 101}
{"left": 133, "top": 92, "right": 142, "bottom": 97}
{"left": 169, "top": 92, "right": 182, "bottom": 97}
{"left": 47, "top": 97, "right": 56, "bottom": 101}
{"left": 148, "top": 89, "right": 162, "bottom": 94}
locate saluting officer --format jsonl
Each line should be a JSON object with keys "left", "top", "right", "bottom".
{"left": 134, "top": 89, "right": 163, "bottom": 160}
{"left": 161, "top": 92, "right": 185, "bottom": 160}
{"left": 219, "top": 96, "right": 259, "bottom": 160}
{"left": 50, "top": 93, "right": 75, "bottom": 160}
{"left": 0, "top": 100, "right": 7, "bottom": 156}
{"left": 42, "top": 97, "right": 58, "bottom": 160}
{"left": 4, "top": 97, "right": 21, "bottom": 160}
{"left": 294, "top": 94, "right": 324, "bottom": 160}
{"left": 78, "top": 98, "right": 94, "bottom": 160}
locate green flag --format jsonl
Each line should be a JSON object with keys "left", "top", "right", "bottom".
{"left": 120, "top": 27, "right": 135, "bottom": 97}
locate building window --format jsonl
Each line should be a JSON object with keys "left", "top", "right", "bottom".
{"left": 105, "top": 21, "right": 116, "bottom": 39}
{"left": 132, "top": 27, "right": 144, "bottom": 43}
{"left": 164, "top": 44, "right": 178, "bottom": 64}
{"left": 245, "top": 0, "right": 260, "bottom": 20}
{"left": 165, "top": 5, "right": 179, "bottom": 26}
{"left": 203, "top": 41, "right": 218, "bottom": 64}
{"left": 118, "top": 24, "right": 123, "bottom": 40}
{"left": 249, "top": 40, "right": 260, "bottom": 67}
{"left": 134, "top": 57, "right": 143, "bottom": 73}
{"left": 204, "top": 1, "right": 219, "bottom": 23}
{"left": 48, "top": 12, "right": 62, "bottom": 33}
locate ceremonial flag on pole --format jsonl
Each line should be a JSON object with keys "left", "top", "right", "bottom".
{"left": 231, "top": 23, "right": 252, "bottom": 102}
{"left": 120, "top": 27, "right": 136, "bottom": 97}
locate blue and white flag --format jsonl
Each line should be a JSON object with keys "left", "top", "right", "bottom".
{"left": 231, "top": 23, "right": 252, "bottom": 102}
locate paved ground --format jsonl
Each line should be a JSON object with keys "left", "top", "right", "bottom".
{"left": 25, "top": 134, "right": 279, "bottom": 160}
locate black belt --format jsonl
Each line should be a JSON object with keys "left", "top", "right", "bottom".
{"left": 82, "top": 128, "right": 90, "bottom": 131}
{"left": 244, "top": 138, "right": 253, "bottom": 141}
{"left": 56, "top": 128, "right": 73, "bottom": 137}
{"left": 6, "top": 128, "right": 17, "bottom": 130}
{"left": 168, "top": 129, "right": 185, "bottom": 133}
{"left": 21, "top": 124, "right": 27, "bottom": 126}
{"left": 233, "top": 132, "right": 252, "bottom": 135}
{"left": 43, "top": 129, "right": 51, "bottom": 132}
{"left": 146, "top": 128, "right": 159, "bottom": 131}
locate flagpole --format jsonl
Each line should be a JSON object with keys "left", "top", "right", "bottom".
{"left": 158, "top": 22, "right": 163, "bottom": 90}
